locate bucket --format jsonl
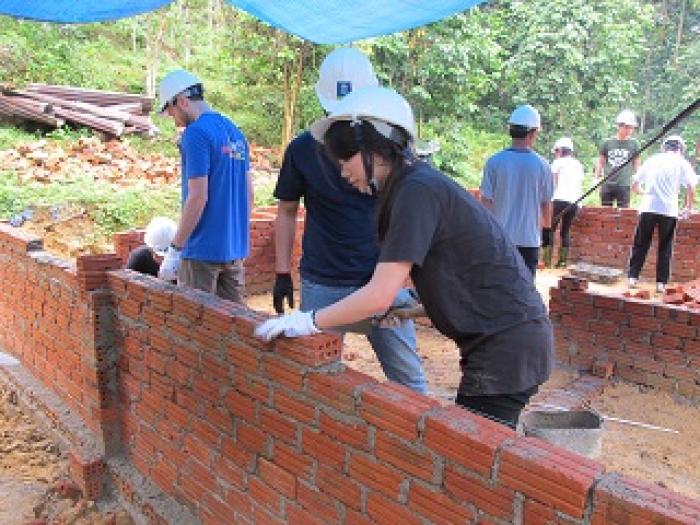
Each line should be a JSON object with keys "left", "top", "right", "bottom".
{"left": 520, "top": 409, "right": 604, "bottom": 458}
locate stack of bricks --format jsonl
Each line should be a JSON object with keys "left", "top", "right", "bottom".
{"left": 68, "top": 449, "right": 105, "bottom": 500}
{"left": 550, "top": 276, "right": 700, "bottom": 401}
{"left": 568, "top": 206, "right": 700, "bottom": 281}
{"left": 113, "top": 230, "right": 145, "bottom": 266}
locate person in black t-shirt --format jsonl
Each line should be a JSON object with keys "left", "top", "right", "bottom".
{"left": 256, "top": 87, "right": 554, "bottom": 429}
{"left": 126, "top": 217, "right": 177, "bottom": 278}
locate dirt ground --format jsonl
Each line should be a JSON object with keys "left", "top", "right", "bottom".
{"left": 0, "top": 386, "right": 132, "bottom": 524}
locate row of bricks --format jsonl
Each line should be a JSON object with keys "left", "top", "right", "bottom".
{"left": 116, "top": 362, "right": 700, "bottom": 524}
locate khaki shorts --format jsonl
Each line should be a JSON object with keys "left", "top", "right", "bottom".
{"left": 178, "top": 258, "right": 245, "bottom": 303}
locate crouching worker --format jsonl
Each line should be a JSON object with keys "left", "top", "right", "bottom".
{"left": 126, "top": 216, "right": 177, "bottom": 277}
{"left": 255, "top": 87, "right": 554, "bottom": 429}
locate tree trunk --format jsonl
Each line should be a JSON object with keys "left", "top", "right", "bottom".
{"left": 673, "top": 0, "right": 686, "bottom": 64}
{"left": 281, "top": 41, "right": 309, "bottom": 150}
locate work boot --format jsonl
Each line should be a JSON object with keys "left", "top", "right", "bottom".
{"left": 555, "top": 247, "right": 569, "bottom": 268}
{"left": 541, "top": 246, "right": 552, "bottom": 268}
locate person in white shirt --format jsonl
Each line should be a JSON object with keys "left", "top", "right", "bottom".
{"left": 541, "top": 137, "right": 584, "bottom": 268}
{"left": 628, "top": 135, "right": 698, "bottom": 293}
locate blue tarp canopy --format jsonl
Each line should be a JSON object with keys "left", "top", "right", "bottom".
{"left": 0, "top": 0, "right": 484, "bottom": 43}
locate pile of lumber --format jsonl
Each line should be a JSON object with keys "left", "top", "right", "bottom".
{"left": 0, "top": 83, "right": 158, "bottom": 138}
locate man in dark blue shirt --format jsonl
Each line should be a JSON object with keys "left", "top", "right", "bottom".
{"left": 273, "top": 48, "right": 426, "bottom": 392}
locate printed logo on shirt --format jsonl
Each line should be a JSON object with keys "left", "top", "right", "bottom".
{"left": 336, "top": 81, "right": 352, "bottom": 98}
{"left": 608, "top": 148, "right": 631, "bottom": 168}
{"left": 222, "top": 139, "right": 247, "bottom": 161}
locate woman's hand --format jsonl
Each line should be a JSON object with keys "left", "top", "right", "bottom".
{"left": 255, "top": 310, "right": 320, "bottom": 341}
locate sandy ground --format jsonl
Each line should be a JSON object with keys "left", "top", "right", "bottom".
{"left": 0, "top": 387, "right": 132, "bottom": 525}
{"left": 247, "top": 269, "right": 700, "bottom": 499}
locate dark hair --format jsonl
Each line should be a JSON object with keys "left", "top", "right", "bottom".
{"left": 509, "top": 124, "right": 533, "bottom": 139}
{"left": 559, "top": 147, "right": 573, "bottom": 157}
{"left": 663, "top": 140, "right": 682, "bottom": 153}
{"left": 324, "top": 120, "right": 409, "bottom": 241}
{"left": 184, "top": 83, "right": 204, "bottom": 102}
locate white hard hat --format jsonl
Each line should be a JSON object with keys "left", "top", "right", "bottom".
{"left": 144, "top": 217, "right": 177, "bottom": 256}
{"left": 554, "top": 137, "right": 574, "bottom": 151}
{"left": 315, "top": 47, "right": 379, "bottom": 113}
{"left": 662, "top": 134, "right": 686, "bottom": 151}
{"left": 309, "top": 86, "right": 415, "bottom": 145}
{"left": 158, "top": 70, "right": 202, "bottom": 113}
{"left": 508, "top": 105, "right": 541, "bottom": 129}
{"left": 615, "top": 109, "right": 638, "bottom": 127}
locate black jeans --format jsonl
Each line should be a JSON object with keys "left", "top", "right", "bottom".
{"left": 628, "top": 212, "right": 677, "bottom": 284}
{"left": 600, "top": 184, "right": 630, "bottom": 208}
{"left": 542, "top": 200, "right": 578, "bottom": 248}
{"left": 517, "top": 246, "right": 539, "bottom": 277}
{"left": 456, "top": 386, "right": 539, "bottom": 429}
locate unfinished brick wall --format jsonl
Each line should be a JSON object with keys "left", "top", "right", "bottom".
{"left": 568, "top": 206, "right": 700, "bottom": 281}
{"left": 112, "top": 206, "right": 303, "bottom": 295}
{"left": 550, "top": 277, "right": 700, "bottom": 401}
{"left": 1, "top": 225, "right": 699, "bottom": 523}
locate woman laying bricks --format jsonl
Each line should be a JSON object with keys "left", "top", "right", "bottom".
{"left": 255, "top": 86, "right": 554, "bottom": 429}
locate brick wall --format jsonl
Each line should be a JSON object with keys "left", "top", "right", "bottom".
{"left": 550, "top": 276, "right": 700, "bottom": 401}
{"left": 568, "top": 206, "right": 700, "bottom": 282}
{"left": 1, "top": 225, "right": 699, "bottom": 523}
{"left": 113, "top": 206, "right": 303, "bottom": 295}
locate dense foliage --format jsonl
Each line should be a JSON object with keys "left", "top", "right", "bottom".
{"left": 0, "top": 0, "right": 698, "bottom": 189}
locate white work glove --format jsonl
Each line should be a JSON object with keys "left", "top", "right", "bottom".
{"left": 255, "top": 310, "right": 321, "bottom": 342}
{"left": 158, "top": 245, "right": 181, "bottom": 281}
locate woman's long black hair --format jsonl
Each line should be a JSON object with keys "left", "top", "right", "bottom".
{"left": 324, "top": 120, "right": 410, "bottom": 242}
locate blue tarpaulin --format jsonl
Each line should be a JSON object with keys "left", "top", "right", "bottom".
{"left": 0, "top": 0, "right": 484, "bottom": 43}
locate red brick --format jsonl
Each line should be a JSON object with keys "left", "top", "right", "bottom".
{"left": 319, "top": 412, "right": 370, "bottom": 450}
{"left": 499, "top": 436, "right": 605, "bottom": 518}
{"left": 274, "top": 390, "right": 316, "bottom": 425}
{"left": 258, "top": 457, "right": 296, "bottom": 499}
{"left": 272, "top": 442, "right": 314, "bottom": 481}
{"left": 408, "top": 483, "right": 474, "bottom": 525}
{"left": 260, "top": 407, "right": 297, "bottom": 444}
{"left": 348, "top": 453, "right": 405, "bottom": 499}
{"left": 213, "top": 457, "right": 247, "bottom": 490}
{"left": 262, "top": 353, "right": 305, "bottom": 391}
{"left": 301, "top": 427, "right": 345, "bottom": 469}
{"left": 317, "top": 464, "right": 363, "bottom": 511}
{"left": 375, "top": 431, "right": 435, "bottom": 482}
{"left": 367, "top": 492, "right": 422, "bottom": 525}
{"left": 306, "top": 368, "right": 376, "bottom": 414}
{"left": 248, "top": 477, "right": 284, "bottom": 516}
{"left": 423, "top": 405, "right": 513, "bottom": 477}
{"left": 237, "top": 421, "right": 269, "bottom": 454}
{"left": 296, "top": 480, "right": 342, "bottom": 523}
{"left": 360, "top": 382, "right": 439, "bottom": 440}
{"left": 273, "top": 332, "right": 341, "bottom": 367}
{"left": 444, "top": 465, "right": 514, "bottom": 520}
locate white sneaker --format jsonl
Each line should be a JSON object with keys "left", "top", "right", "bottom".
{"left": 628, "top": 277, "right": 638, "bottom": 289}
{"left": 656, "top": 283, "right": 666, "bottom": 294}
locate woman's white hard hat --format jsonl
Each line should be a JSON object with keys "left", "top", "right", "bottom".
{"left": 144, "top": 217, "right": 177, "bottom": 256}
{"left": 662, "top": 134, "right": 686, "bottom": 151}
{"left": 310, "top": 86, "right": 415, "bottom": 145}
{"left": 158, "top": 70, "right": 202, "bottom": 113}
{"left": 315, "top": 47, "right": 379, "bottom": 113}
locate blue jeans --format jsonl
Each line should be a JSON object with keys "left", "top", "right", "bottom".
{"left": 301, "top": 279, "right": 427, "bottom": 393}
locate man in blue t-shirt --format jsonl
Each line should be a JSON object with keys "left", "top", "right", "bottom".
{"left": 272, "top": 48, "right": 427, "bottom": 393}
{"left": 480, "top": 105, "right": 553, "bottom": 276}
{"left": 157, "top": 70, "right": 251, "bottom": 302}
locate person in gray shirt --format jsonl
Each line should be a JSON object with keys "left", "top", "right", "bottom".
{"left": 480, "top": 105, "right": 553, "bottom": 276}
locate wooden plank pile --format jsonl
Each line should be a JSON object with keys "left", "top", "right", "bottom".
{"left": 0, "top": 83, "right": 159, "bottom": 138}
